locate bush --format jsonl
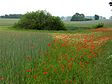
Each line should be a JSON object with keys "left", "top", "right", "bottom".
{"left": 14, "top": 10, "right": 66, "bottom": 30}
{"left": 94, "top": 23, "right": 104, "bottom": 28}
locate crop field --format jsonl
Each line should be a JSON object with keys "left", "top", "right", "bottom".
{"left": 0, "top": 19, "right": 19, "bottom": 26}
{"left": 0, "top": 19, "right": 112, "bottom": 30}
{"left": 64, "top": 20, "right": 112, "bottom": 30}
{"left": 0, "top": 19, "right": 112, "bottom": 84}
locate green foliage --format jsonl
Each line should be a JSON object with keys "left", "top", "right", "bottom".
{"left": 71, "top": 13, "right": 92, "bottom": 21}
{"left": 0, "top": 14, "right": 22, "bottom": 19}
{"left": 94, "top": 23, "right": 104, "bottom": 28}
{"left": 91, "top": 40, "right": 112, "bottom": 84}
{"left": 0, "top": 27, "right": 112, "bottom": 83}
{"left": 0, "top": 19, "right": 19, "bottom": 26}
{"left": 94, "top": 14, "right": 99, "bottom": 20}
{"left": 14, "top": 10, "right": 66, "bottom": 30}
{"left": 0, "top": 31, "right": 53, "bottom": 83}
{"left": 71, "top": 13, "right": 85, "bottom": 21}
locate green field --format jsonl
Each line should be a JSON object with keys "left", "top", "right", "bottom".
{"left": 0, "top": 19, "right": 19, "bottom": 26}
{"left": 0, "top": 19, "right": 112, "bottom": 84}
{"left": 64, "top": 20, "right": 112, "bottom": 30}
{"left": 0, "top": 18, "right": 112, "bottom": 30}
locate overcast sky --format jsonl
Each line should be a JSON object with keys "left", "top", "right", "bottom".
{"left": 0, "top": 0, "right": 112, "bottom": 18}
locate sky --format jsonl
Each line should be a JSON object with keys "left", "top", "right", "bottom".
{"left": 0, "top": 0, "right": 112, "bottom": 19}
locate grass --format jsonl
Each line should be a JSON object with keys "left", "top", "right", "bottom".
{"left": 0, "top": 18, "right": 112, "bottom": 84}
{"left": 0, "top": 18, "right": 19, "bottom": 26}
{"left": 64, "top": 20, "right": 112, "bottom": 30}
{"left": 0, "top": 31, "right": 53, "bottom": 83}
{"left": 0, "top": 18, "right": 112, "bottom": 30}
{"left": 91, "top": 40, "right": 112, "bottom": 84}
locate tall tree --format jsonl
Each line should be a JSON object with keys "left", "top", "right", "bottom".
{"left": 14, "top": 10, "right": 66, "bottom": 30}
{"left": 71, "top": 13, "right": 85, "bottom": 21}
{"left": 109, "top": 1, "right": 112, "bottom": 6}
{"left": 94, "top": 14, "right": 99, "bottom": 20}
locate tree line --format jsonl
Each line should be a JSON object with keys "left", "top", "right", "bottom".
{"left": 0, "top": 13, "right": 101, "bottom": 21}
{"left": 0, "top": 14, "right": 22, "bottom": 18}
{"left": 71, "top": 13, "right": 100, "bottom": 21}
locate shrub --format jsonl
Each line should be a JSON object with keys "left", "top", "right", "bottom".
{"left": 14, "top": 10, "right": 66, "bottom": 30}
{"left": 94, "top": 23, "right": 104, "bottom": 28}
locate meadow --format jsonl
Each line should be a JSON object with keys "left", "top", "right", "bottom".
{"left": 0, "top": 18, "right": 112, "bottom": 84}
{"left": 64, "top": 20, "right": 112, "bottom": 30}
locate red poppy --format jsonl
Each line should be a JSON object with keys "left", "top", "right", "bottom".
{"left": 34, "top": 75, "right": 37, "bottom": 79}
{"left": 48, "top": 43, "right": 51, "bottom": 46}
{"left": 91, "top": 45, "right": 95, "bottom": 50}
{"left": 43, "top": 72, "right": 48, "bottom": 75}
{"left": 43, "top": 68, "right": 47, "bottom": 70}
{"left": 88, "top": 56, "right": 92, "bottom": 59}
{"left": 26, "top": 69, "right": 31, "bottom": 72}
{"left": 79, "top": 61, "right": 84, "bottom": 68}
{"left": 54, "top": 69, "right": 57, "bottom": 72}
{"left": 61, "top": 44, "right": 65, "bottom": 46}
{"left": 70, "top": 58, "right": 74, "bottom": 61}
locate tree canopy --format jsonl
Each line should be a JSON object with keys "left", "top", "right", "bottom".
{"left": 94, "top": 15, "right": 99, "bottom": 20}
{"left": 0, "top": 14, "right": 22, "bottom": 18}
{"left": 14, "top": 10, "right": 66, "bottom": 30}
{"left": 109, "top": 2, "right": 112, "bottom": 6}
{"left": 71, "top": 13, "right": 92, "bottom": 21}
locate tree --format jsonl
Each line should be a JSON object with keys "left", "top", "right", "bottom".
{"left": 109, "top": 2, "right": 112, "bottom": 6}
{"left": 14, "top": 10, "right": 66, "bottom": 30}
{"left": 0, "top": 14, "right": 22, "bottom": 18}
{"left": 71, "top": 13, "right": 84, "bottom": 21}
{"left": 109, "top": 16, "right": 112, "bottom": 19}
{"left": 71, "top": 13, "right": 91, "bottom": 21}
{"left": 94, "top": 14, "right": 99, "bottom": 20}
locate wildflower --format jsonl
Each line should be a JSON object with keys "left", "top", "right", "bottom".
{"left": 61, "top": 44, "right": 65, "bottom": 47}
{"left": 53, "top": 39, "right": 58, "bottom": 42}
{"left": 93, "top": 54, "right": 97, "bottom": 57}
{"left": 76, "top": 47, "right": 81, "bottom": 51}
{"left": 53, "top": 69, "right": 57, "bottom": 73}
{"left": 91, "top": 45, "right": 95, "bottom": 50}
{"left": 34, "top": 75, "right": 37, "bottom": 79}
{"left": 68, "top": 63, "right": 73, "bottom": 70}
{"left": 60, "top": 64, "right": 65, "bottom": 72}
{"left": 79, "top": 61, "right": 84, "bottom": 68}
{"left": 88, "top": 56, "right": 92, "bottom": 59}
{"left": 84, "top": 39, "right": 88, "bottom": 43}
{"left": 48, "top": 43, "right": 51, "bottom": 46}
{"left": 70, "top": 80, "right": 72, "bottom": 83}
{"left": 26, "top": 69, "right": 31, "bottom": 72}
{"left": 43, "top": 72, "right": 48, "bottom": 75}
{"left": 43, "top": 68, "right": 47, "bottom": 70}
{"left": 70, "top": 58, "right": 74, "bottom": 61}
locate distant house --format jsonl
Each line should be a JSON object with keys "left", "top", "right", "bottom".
{"left": 85, "top": 16, "right": 94, "bottom": 20}
{"left": 85, "top": 16, "right": 106, "bottom": 20}
{"left": 99, "top": 16, "right": 106, "bottom": 20}
{"left": 109, "top": 16, "right": 112, "bottom": 19}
